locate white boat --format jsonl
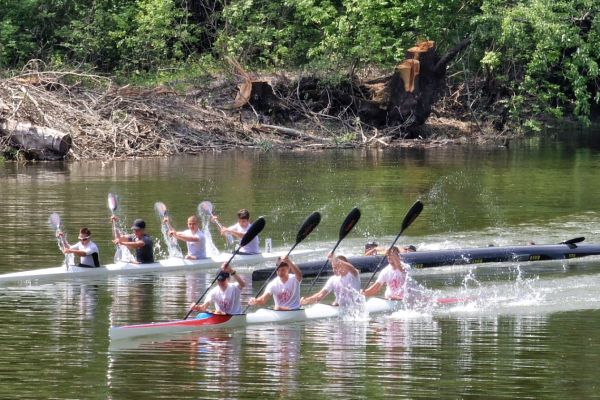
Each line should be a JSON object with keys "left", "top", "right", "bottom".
{"left": 109, "top": 296, "right": 469, "bottom": 341}
{"left": 0, "top": 248, "right": 321, "bottom": 284}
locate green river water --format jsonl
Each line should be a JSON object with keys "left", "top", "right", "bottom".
{"left": 1, "top": 132, "right": 600, "bottom": 399}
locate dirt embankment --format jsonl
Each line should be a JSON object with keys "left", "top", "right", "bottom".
{"left": 0, "top": 61, "right": 505, "bottom": 161}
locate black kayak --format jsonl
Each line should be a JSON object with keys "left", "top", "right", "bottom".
{"left": 251, "top": 238, "right": 600, "bottom": 281}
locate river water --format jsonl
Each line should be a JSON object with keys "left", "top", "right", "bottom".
{"left": 1, "top": 132, "right": 600, "bottom": 398}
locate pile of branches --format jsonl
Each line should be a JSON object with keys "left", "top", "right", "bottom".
{"left": 0, "top": 61, "right": 307, "bottom": 161}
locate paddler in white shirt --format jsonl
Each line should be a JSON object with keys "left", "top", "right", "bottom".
{"left": 301, "top": 253, "right": 360, "bottom": 307}
{"left": 248, "top": 256, "right": 302, "bottom": 310}
{"left": 59, "top": 227, "right": 100, "bottom": 268}
{"left": 190, "top": 263, "right": 245, "bottom": 314}
{"left": 362, "top": 245, "right": 408, "bottom": 300}
{"left": 163, "top": 215, "right": 207, "bottom": 259}
{"left": 212, "top": 209, "right": 260, "bottom": 254}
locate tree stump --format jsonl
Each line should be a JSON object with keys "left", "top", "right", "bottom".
{"left": 0, "top": 119, "right": 72, "bottom": 160}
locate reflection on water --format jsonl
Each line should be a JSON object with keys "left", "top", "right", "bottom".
{"left": 2, "top": 142, "right": 600, "bottom": 398}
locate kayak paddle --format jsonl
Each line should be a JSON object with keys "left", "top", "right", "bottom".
{"left": 362, "top": 200, "right": 423, "bottom": 290}
{"left": 305, "top": 207, "right": 361, "bottom": 294}
{"left": 154, "top": 201, "right": 183, "bottom": 257}
{"left": 198, "top": 200, "right": 234, "bottom": 246}
{"left": 49, "top": 212, "right": 71, "bottom": 269}
{"left": 107, "top": 193, "right": 123, "bottom": 263}
{"left": 184, "top": 216, "right": 266, "bottom": 319}
{"left": 243, "top": 211, "right": 321, "bottom": 313}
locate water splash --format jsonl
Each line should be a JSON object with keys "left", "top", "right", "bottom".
{"left": 201, "top": 214, "right": 220, "bottom": 257}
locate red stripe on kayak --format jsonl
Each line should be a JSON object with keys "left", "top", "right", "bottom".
{"left": 435, "top": 296, "right": 476, "bottom": 304}
{"left": 121, "top": 313, "right": 233, "bottom": 330}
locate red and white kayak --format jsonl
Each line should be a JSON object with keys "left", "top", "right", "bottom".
{"left": 109, "top": 296, "right": 472, "bottom": 341}
{"left": 0, "top": 248, "right": 321, "bottom": 284}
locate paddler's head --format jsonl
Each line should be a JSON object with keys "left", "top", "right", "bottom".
{"left": 386, "top": 246, "right": 402, "bottom": 267}
{"left": 216, "top": 271, "right": 230, "bottom": 288}
{"left": 237, "top": 209, "right": 250, "bottom": 229}
{"left": 131, "top": 219, "right": 146, "bottom": 238}
{"left": 275, "top": 257, "right": 290, "bottom": 278}
{"left": 187, "top": 215, "right": 199, "bottom": 232}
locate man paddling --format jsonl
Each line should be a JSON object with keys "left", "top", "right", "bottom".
{"left": 362, "top": 246, "right": 408, "bottom": 300}
{"left": 301, "top": 253, "right": 360, "bottom": 307}
{"left": 58, "top": 227, "right": 100, "bottom": 268}
{"left": 111, "top": 217, "right": 154, "bottom": 264}
{"left": 190, "top": 263, "right": 245, "bottom": 314}
{"left": 213, "top": 209, "right": 260, "bottom": 254}
{"left": 249, "top": 256, "right": 302, "bottom": 310}
{"left": 164, "top": 215, "right": 207, "bottom": 259}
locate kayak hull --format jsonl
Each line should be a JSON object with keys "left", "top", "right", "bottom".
{"left": 109, "top": 297, "right": 468, "bottom": 341}
{"left": 252, "top": 243, "right": 600, "bottom": 280}
{"left": 0, "top": 248, "right": 320, "bottom": 284}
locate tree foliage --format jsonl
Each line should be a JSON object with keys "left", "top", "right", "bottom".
{"left": 0, "top": 0, "right": 598, "bottom": 127}
{"left": 473, "top": 0, "right": 600, "bottom": 125}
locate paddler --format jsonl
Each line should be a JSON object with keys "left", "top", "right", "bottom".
{"left": 212, "top": 209, "right": 260, "bottom": 254}
{"left": 301, "top": 253, "right": 360, "bottom": 307}
{"left": 58, "top": 227, "right": 100, "bottom": 268}
{"left": 163, "top": 215, "right": 207, "bottom": 259}
{"left": 248, "top": 256, "right": 302, "bottom": 310}
{"left": 111, "top": 217, "right": 154, "bottom": 264}
{"left": 361, "top": 245, "right": 408, "bottom": 300}
{"left": 190, "top": 263, "right": 245, "bottom": 314}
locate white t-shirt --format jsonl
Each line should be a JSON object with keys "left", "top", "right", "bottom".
{"left": 206, "top": 282, "right": 242, "bottom": 314}
{"left": 375, "top": 264, "right": 407, "bottom": 299}
{"left": 265, "top": 275, "right": 301, "bottom": 309}
{"left": 323, "top": 273, "right": 361, "bottom": 306}
{"left": 70, "top": 241, "right": 99, "bottom": 267}
{"left": 230, "top": 222, "right": 260, "bottom": 254}
{"left": 183, "top": 228, "right": 206, "bottom": 259}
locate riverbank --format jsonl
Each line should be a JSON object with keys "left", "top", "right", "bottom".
{"left": 0, "top": 67, "right": 507, "bottom": 161}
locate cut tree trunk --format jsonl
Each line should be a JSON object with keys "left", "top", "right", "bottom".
{"left": 0, "top": 119, "right": 72, "bottom": 160}
{"left": 229, "top": 38, "right": 471, "bottom": 136}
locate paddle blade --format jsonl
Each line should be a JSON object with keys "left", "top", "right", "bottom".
{"left": 49, "top": 213, "right": 61, "bottom": 229}
{"left": 198, "top": 201, "right": 214, "bottom": 216}
{"left": 240, "top": 217, "right": 266, "bottom": 248}
{"left": 108, "top": 193, "right": 118, "bottom": 213}
{"left": 154, "top": 201, "right": 168, "bottom": 218}
{"left": 560, "top": 237, "right": 585, "bottom": 245}
{"left": 338, "top": 207, "right": 361, "bottom": 241}
{"left": 400, "top": 200, "right": 423, "bottom": 234}
{"left": 295, "top": 211, "right": 321, "bottom": 244}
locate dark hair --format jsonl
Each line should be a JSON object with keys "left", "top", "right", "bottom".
{"left": 79, "top": 227, "right": 91, "bottom": 237}
{"left": 365, "top": 241, "right": 378, "bottom": 250}
{"left": 237, "top": 209, "right": 250, "bottom": 220}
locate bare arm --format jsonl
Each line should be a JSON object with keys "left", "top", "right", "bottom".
{"left": 300, "top": 288, "right": 328, "bottom": 305}
{"left": 362, "top": 282, "right": 382, "bottom": 297}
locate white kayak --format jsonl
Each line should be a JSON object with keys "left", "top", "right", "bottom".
{"left": 109, "top": 296, "right": 470, "bottom": 341}
{"left": 0, "top": 248, "right": 321, "bottom": 284}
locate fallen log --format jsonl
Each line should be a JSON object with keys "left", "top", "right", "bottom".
{"left": 0, "top": 119, "right": 72, "bottom": 160}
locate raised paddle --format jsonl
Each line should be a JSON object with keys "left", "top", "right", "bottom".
{"left": 49, "top": 212, "right": 71, "bottom": 269}
{"left": 107, "top": 192, "right": 123, "bottom": 263}
{"left": 362, "top": 200, "right": 424, "bottom": 290}
{"left": 183, "top": 216, "right": 266, "bottom": 319}
{"left": 154, "top": 201, "right": 182, "bottom": 256}
{"left": 243, "top": 211, "right": 322, "bottom": 313}
{"left": 306, "top": 207, "right": 361, "bottom": 295}
{"left": 198, "top": 200, "right": 234, "bottom": 246}
{"left": 560, "top": 237, "right": 585, "bottom": 245}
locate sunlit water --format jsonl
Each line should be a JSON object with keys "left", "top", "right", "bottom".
{"left": 1, "top": 132, "right": 600, "bottom": 398}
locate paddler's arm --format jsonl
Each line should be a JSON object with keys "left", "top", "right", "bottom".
{"left": 222, "top": 263, "right": 245, "bottom": 289}
{"left": 333, "top": 257, "right": 359, "bottom": 277}
{"left": 300, "top": 288, "right": 328, "bottom": 305}
{"left": 113, "top": 236, "right": 145, "bottom": 249}
{"left": 248, "top": 292, "right": 270, "bottom": 306}
{"left": 361, "top": 282, "right": 382, "bottom": 297}
{"left": 190, "top": 301, "right": 209, "bottom": 312}
{"left": 286, "top": 257, "right": 302, "bottom": 282}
